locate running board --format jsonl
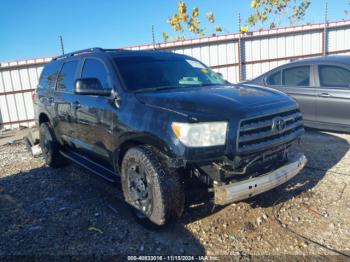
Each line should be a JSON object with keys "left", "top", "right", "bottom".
{"left": 59, "top": 150, "right": 118, "bottom": 183}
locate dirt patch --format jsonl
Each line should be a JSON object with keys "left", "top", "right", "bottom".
{"left": 0, "top": 129, "right": 349, "bottom": 259}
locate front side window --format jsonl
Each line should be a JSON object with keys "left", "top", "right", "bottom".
{"left": 266, "top": 71, "right": 281, "bottom": 85}
{"left": 282, "top": 66, "right": 310, "bottom": 87}
{"left": 113, "top": 55, "right": 226, "bottom": 92}
{"left": 56, "top": 60, "right": 79, "bottom": 91}
{"left": 82, "top": 59, "right": 109, "bottom": 89}
{"left": 319, "top": 65, "right": 350, "bottom": 88}
{"left": 38, "top": 61, "right": 61, "bottom": 89}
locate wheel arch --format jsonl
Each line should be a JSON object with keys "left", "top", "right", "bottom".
{"left": 115, "top": 133, "right": 177, "bottom": 173}
{"left": 38, "top": 112, "right": 53, "bottom": 126}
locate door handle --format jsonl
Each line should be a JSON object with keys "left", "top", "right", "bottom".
{"left": 73, "top": 101, "right": 81, "bottom": 109}
{"left": 318, "top": 93, "right": 332, "bottom": 97}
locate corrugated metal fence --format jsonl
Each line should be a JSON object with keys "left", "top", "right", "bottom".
{"left": 0, "top": 57, "right": 52, "bottom": 129}
{"left": 1, "top": 20, "right": 350, "bottom": 129}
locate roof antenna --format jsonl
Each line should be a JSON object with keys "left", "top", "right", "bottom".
{"left": 59, "top": 35, "right": 65, "bottom": 55}
{"left": 152, "top": 25, "right": 156, "bottom": 50}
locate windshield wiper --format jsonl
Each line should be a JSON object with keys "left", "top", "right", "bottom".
{"left": 134, "top": 83, "right": 227, "bottom": 93}
{"left": 179, "top": 83, "right": 226, "bottom": 88}
{"left": 203, "top": 83, "right": 230, "bottom": 86}
{"left": 134, "top": 85, "right": 180, "bottom": 93}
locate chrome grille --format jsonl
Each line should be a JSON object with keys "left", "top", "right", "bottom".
{"left": 237, "top": 108, "right": 304, "bottom": 154}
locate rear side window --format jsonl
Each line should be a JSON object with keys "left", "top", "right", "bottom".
{"left": 266, "top": 71, "right": 281, "bottom": 85}
{"left": 38, "top": 61, "right": 60, "bottom": 89}
{"left": 319, "top": 65, "right": 350, "bottom": 88}
{"left": 82, "top": 59, "right": 109, "bottom": 89}
{"left": 282, "top": 66, "right": 310, "bottom": 87}
{"left": 56, "top": 60, "right": 79, "bottom": 92}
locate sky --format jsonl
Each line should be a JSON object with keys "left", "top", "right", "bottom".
{"left": 1, "top": 0, "right": 349, "bottom": 62}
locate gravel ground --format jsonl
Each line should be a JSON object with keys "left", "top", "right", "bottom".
{"left": 0, "top": 129, "right": 349, "bottom": 260}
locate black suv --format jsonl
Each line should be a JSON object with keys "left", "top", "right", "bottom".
{"left": 34, "top": 48, "right": 307, "bottom": 226}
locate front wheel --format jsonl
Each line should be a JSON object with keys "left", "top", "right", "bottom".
{"left": 121, "top": 146, "right": 185, "bottom": 227}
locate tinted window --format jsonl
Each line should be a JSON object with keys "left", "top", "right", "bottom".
{"left": 283, "top": 66, "right": 310, "bottom": 86}
{"left": 113, "top": 55, "right": 226, "bottom": 92}
{"left": 266, "top": 71, "right": 281, "bottom": 85}
{"left": 319, "top": 65, "right": 350, "bottom": 88}
{"left": 56, "top": 61, "right": 79, "bottom": 91}
{"left": 38, "top": 61, "right": 60, "bottom": 89}
{"left": 82, "top": 59, "right": 109, "bottom": 89}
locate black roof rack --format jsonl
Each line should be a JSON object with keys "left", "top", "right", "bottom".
{"left": 53, "top": 47, "right": 127, "bottom": 60}
{"left": 53, "top": 47, "right": 102, "bottom": 60}
{"left": 103, "top": 48, "right": 126, "bottom": 52}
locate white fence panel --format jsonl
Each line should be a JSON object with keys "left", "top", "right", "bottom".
{"left": 328, "top": 27, "right": 350, "bottom": 52}
{"left": 0, "top": 59, "right": 49, "bottom": 129}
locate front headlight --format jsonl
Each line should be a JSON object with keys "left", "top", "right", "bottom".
{"left": 171, "top": 121, "right": 228, "bottom": 147}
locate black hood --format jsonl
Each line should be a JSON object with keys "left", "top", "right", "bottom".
{"left": 135, "top": 85, "right": 297, "bottom": 120}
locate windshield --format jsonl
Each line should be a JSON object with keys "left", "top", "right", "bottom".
{"left": 113, "top": 55, "right": 227, "bottom": 92}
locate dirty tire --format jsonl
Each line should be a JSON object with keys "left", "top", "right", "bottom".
{"left": 121, "top": 145, "right": 185, "bottom": 228}
{"left": 39, "top": 122, "right": 66, "bottom": 168}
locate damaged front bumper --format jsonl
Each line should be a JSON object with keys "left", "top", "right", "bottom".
{"left": 214, "top": 153, "right": 307, "bottom": 205}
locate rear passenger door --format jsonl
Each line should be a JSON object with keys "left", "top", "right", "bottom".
{"left": 266, "top": 65, "right": 316, "bottom": 123}
{"left": 53, "top": 59, "right": 80, "bottom": 142}
{"left": 36, "top": 60, "right": 61, "bottom": 121}
{"left": 315, "top": 64, "right": 350, "bottom": 127}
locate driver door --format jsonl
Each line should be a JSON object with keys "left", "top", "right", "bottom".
{"left": 73, "top": 58, "right": 115, "bottom": 166}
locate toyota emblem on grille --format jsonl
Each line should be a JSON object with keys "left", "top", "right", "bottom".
{"left": 272, "top": 117, "right": 286, "bottom": 134}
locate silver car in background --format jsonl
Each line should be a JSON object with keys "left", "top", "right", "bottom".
{"left": 246, "top": 56, "right": 350, "bottom": 133}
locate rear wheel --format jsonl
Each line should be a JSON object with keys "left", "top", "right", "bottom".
{"left": 39, "top": 122, "right": 66, "bottom": 168}
{"left": 121, "top": 146, "right": 185, "bottom": 227}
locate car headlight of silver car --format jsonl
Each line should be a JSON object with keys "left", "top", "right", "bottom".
{"left": 171, "top": 121, "right": 228, "bottom": 147}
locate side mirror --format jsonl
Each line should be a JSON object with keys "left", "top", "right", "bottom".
{"left": 215, "top": 72, "right": 230, "bottom": 84}
{"left": 75, "top": 78, "right": 111, "bottom": 96}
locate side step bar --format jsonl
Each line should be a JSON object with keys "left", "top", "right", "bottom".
{"left": 59, "top": 150, "right": 118, "bottom": 183}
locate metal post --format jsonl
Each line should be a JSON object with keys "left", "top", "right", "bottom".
{"left": 152, "top": 25, "right": 156, "bottom": 50}
{"left": 237, "top": 13, "right": 244, "bottom": 82}
{"left": 60, "top": 35, "right": 65, "bottom": 55}
{"left": 323, "top": 1, "right": 328, "bottom": 56}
